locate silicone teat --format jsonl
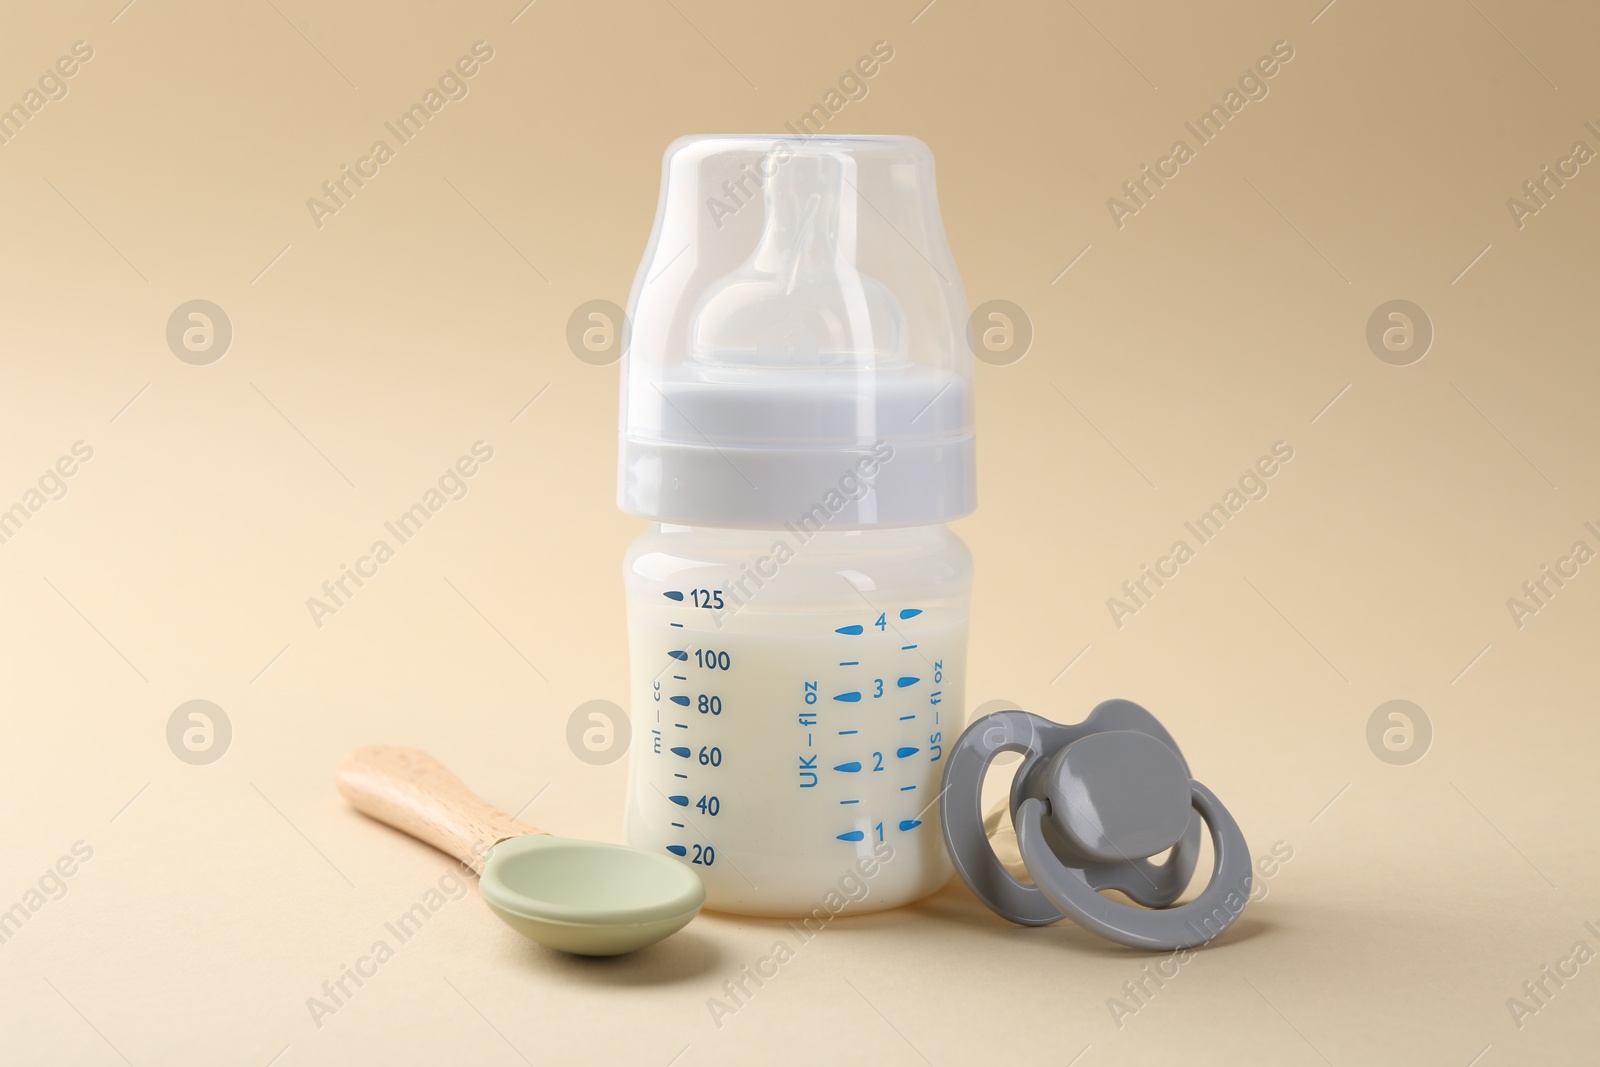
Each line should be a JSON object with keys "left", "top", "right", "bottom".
{"left": 690, "top": 150, "right": 906, "bottom": 369}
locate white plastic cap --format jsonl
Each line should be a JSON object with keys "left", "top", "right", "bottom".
{"left": 618, "top": 134, "right": 975, "bottom": 529}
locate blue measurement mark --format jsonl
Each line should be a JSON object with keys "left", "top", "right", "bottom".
{"left": 668, "top": 795, "right": 689, "bottom": 807}
{"left": 671, "top": 746, "right": 691, "bottom": 758}
{"left": 834, "top": 761, "right": 862, "bottom": 773}
{"left": 675, "top": 723, "right": 688, "bottom": 729}
{"left": 664, "top": 591, "right": 684, "bottom": 601}
{"left": 839, "top": 729, "right": 858, "bottom": 735}
{"left": 667, "top": 845, "right": 688, "bottom": 856}
{"left": 670, "top": 695, "right": 690, "bottom": 706}
{"left": 896, "top": 746, "right": 919, "bottom": 758}
{"left": 901, "top": 784, "right": 916, "bottom": 791}
{"left": 668, "top": 650, "right": 688, "bottom": 661}
{"left": 673, "top": 675, "right": 686, "bottom": 681}
{"left": 671, "top": 822, "right": 685, "bottom": 828}
{"left": 834, "top": 691, "right": 861, "bottom": 702}
{"left": 837, "top": 830, "right": 866, "bottom": 842}
{"left": 840, "top": 799, "right": 859, "bottom": 805}
{"left": 839, "top": 660, "right": 859, "bottom": 666}
{"left": 670, "top": 622, "right": 683, "bottom": 628}
{"left": 901, "top": 644, "right": 917, "bottom": 651}
{"left": 674, "top": 773, "right": 688, "bottom": 779}
{"left": 835, "top": 624, "right": 864, "bottom": 635}
{"left": 897, "top": 676, "right": 920, "bottom": 688}
{"left": 899, "top": 608, "right": 922, "bottom": 619}
{"left": 898, "top": 714, "right": 915, "bottom": 721}
{"left": 899, "top": 819, "right": 922, "bottom": 831}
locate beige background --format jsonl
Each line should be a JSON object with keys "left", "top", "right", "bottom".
{"left": 2, "top": 0, "right": 1597, "bottom": 1064}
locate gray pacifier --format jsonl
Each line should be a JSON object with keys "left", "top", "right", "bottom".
{"left": 940, "top": 700, "right": 1251, "bottom": 950}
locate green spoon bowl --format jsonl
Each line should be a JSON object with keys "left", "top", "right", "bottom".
{"left": 480, "top": 835, "right": 705, "bottom": 956}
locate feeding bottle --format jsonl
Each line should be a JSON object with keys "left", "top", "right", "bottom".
{"left": 618, "top": 135, "right": 975, "bottom": 916}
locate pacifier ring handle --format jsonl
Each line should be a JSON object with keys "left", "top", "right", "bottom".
{"left": 1016, "top": 782, "right": 1252, "bottom": 951}
{"left": 939, "top": 709, "right": 1066, "bottom": 926}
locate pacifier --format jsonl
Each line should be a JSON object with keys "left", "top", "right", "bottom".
{"left": 940, "top": 700, "right": 1252, "bottom": 950}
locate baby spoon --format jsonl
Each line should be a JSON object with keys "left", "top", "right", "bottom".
{"left": 337, "top": 745, "right": 704, "bottom": 956}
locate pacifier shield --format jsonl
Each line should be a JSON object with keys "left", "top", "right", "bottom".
{"left": 1046, "top": 730, "right": 1193, "bottom": 864}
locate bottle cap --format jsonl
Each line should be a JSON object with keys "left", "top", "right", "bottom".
{"left": 619, "top": 135, "right": 975, "bottom": 529}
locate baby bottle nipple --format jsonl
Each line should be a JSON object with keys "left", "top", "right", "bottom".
{"left": 690, "top": 150, "right": 906, "bottom": 370}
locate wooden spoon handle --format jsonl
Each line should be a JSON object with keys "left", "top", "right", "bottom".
{"left": 336, "top": 745, "right": 543, "bottom": 874}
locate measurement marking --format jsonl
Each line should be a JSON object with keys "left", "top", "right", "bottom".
{"left": 841, "top": 799, "right": 860, "bottom": 805}
{"left": 901, "top": 644, "right": 917, "bottom": 651}
{"left": 663, "top": 591, "right": 685, "bottom": 601}
{"left": 670, "top": 695, "right": 690, "bottom": 706}
{"left": 674, "top": 773, "right": 688, "bottom": 779}
{"left": 899, "top": 608, "right": 922, "bottom": 619}
{"left": 668, "top": 650, "right": 688, "bottom": 660}
{"left": 836, "top": 624, "right": 865, "bottom": 635}
{"left": 899, "top": 714, "right": 915, "bottom": 721}
{"left": 896, "top": 747, "right": 919, "bottom": 758}
{"left": 835, "top": 691, "right": 862, "bottom": 702}
{"left": 675, "top": 723, "right": 688, "bottom": 729}
{"left": 838, "top": 830, "right": 866, "bottom": 841}
{"left": 670, "top": 746, "right": 690, "bottom": 758}
{"left": 671, "top": 822, "right": 685, "bottom": 828}
{"left": 839, "top": 729, "right": 859, "bottom": 735}
{"left": 667, "top": 845, "right": 687, "bottom": 856}
{"left": 899, "top": 819, "right": 922, "bottom": 831}
{"left": 901, "top": 784, "right": 916, "bottom": 791}
{"left": 897, "top": 676, "right": 920, "bottom": 687}
{"left": 839, "top": 660, "right": 860, "bottom": 666}
{"left": 835, "top": 761, "right": 862, "bottom": 772}
{"left": 668, "top": 795, "right": 689, "bottom": 806}
{"left": 672, "top": 675, "right": 686, "bottom": 681}
{"left": 670, "top": 622, "right": 684, "bottom": 628}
